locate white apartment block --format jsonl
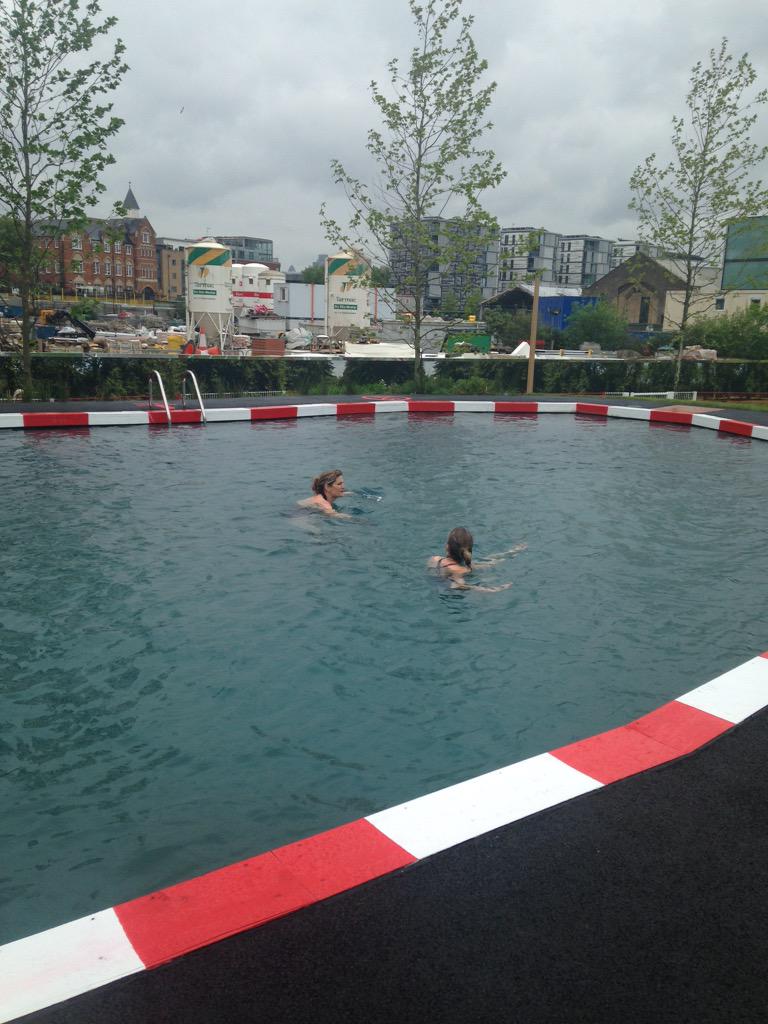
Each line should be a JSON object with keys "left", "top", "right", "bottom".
{"left": 499, "top": 227, "right": 560, "bottom": 285}
{"left": 610, "top": 239, "right": 664, "bottom": 270}
{"left": 557, "top": 235, "right": 613, "bottom": 287}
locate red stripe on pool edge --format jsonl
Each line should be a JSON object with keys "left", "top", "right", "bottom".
{"left": 170, "top": 410, "right": 203, "bottom": 424}
{"left": 409, "top": 401, "right": 454, "bottom": 413}
{"left": 718, "top": 418, "right": 754, "bottom": 437}
{"left": 495, "top": 401, "right": 539, "bottom": 413}
{"left": 250, "top": 406, "right": 298, "bottom": 420}
{"left": 336, "top": 403, "right": 376, "bottom": 416}
{"left": 22, "top": 412, "right": 89, "bottom": 429}
{"left": 148, "top": 410, "right": 169, "bottom": 425}
{"left": 115, "top": 819, "right": 413, "bottom": 968}
{"left": 575, "top": 403, "right": 608, "bottom": 416}
{"left": 551, "top": 701, "right": 733, "bottom": 784}
{"left": 650, "top": 410, "right": 693, "bottom": 425}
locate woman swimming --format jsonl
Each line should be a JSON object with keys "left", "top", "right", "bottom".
{"left": 297, "top": 469, "right": 351, "bottom": 518}
{"left": 428, "top": 527, "right": 525, "bottom": 591}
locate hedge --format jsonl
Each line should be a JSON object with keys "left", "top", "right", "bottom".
{"left": 4, "top": 353, "right": 768, "bottom": 400}
{"left": 0, "top": 355, "right": 335, "bottom": 400}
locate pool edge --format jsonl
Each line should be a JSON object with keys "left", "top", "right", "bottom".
{"left": 3, "top": 650, "right": 767, "bottom": 1022}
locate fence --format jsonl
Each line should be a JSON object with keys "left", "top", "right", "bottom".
{"left": 604, "top": 390, "right": 698, "bottom": 402}
{"left": 197, "top": 390, "right": 286, "bottom": 400}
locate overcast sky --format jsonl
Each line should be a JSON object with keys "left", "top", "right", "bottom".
{"left": 96, "top": 0, "right": 768, "bottom": 269}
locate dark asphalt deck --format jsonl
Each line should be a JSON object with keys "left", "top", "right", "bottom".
{"left": 20, "top": 706, "right": 768, "bottom": 1024}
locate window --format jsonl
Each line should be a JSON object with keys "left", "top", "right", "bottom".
{"left": 71, "top": 236, "right": 82, "bottom": 250}
{"left": 750, "top": 298, "right": 761, "bottom": 306}
{"left": 54, "top": 261, "right": 61, "bottom": 273}
{"left": 126, "top": 262, "right": 133, "bottom": 277}
{"left": 115, "top": 263, "right": 122, "bottom": 276}
{"left": 104, "top": 260, "right": 111, "bottom": 275}
{"left": 72, "top": 260, "right": 83, "bottom": 273}
{"left": 142, "top": 231, "right": 149, "bottom": 243}
{"left": 103, "top": 240, "right": 110, "bottom": 253}
{"left": 114, "top": 241, "right": 121, "bottom": 254}
{"left": 715, "top": 297, "right": 725, "bottom": 310}
{"left": 126, "top": 244, "right": 132, "bottom": 255}
{"left": 93, "top": 260, "right": 100, "bottom": 275}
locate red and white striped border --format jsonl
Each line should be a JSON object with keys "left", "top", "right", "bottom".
{"left": 0, "top": 400, "right": 767, "bottom": 440}
{"left": 2, "top": 651, "right": 767, "bottom": 1022}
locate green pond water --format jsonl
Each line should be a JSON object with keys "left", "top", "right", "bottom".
{"left": 1, "top": 413, "right": 767, "bottom": 942}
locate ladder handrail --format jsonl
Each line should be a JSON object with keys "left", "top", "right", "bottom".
{"left": 148, "top": 371, "right": 171, "bottom": 422}
{"left": 181, "top": 370, "right": 207, "bottom": 422}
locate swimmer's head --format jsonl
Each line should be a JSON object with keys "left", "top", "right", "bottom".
{"left": 446, "top": 527, "right": 473, "bottom": 567}
{"left": 312, "top": 469, "right": 344, "bottom": 500}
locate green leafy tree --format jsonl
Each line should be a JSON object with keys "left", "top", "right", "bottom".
{"left": 629, "top": 39, "right": 768, "bottom": 371}
{"left": 563, "top": 301, "right": 629, "bottom": 350}
{"left": 440, "top": 290, "right": 460, "bottom": 320}
{"left": 463, "top": 286, "right": 483, "bottom": 319}
{"left": 484, "top": 305, "right": 558, "bottom": 349}
{"left": 369, "top": 265, "right": 392, "bottom": 288}
{"left": 300, "top": 263, "right": 324, "bottom": 284}
{"left": 680, "top": 303, "right": 768, "bottom": 359}
{"left": 70, "top": 296, "right": 98, "bottom": 319}
{"left": 321, "top": 0, "right": 505, "bottom": 389}
{"left": 0, "top": 0, "right": 127, "bottom": 393}
{"left": 171, "top": 294, "right": 186, "bottom": 321}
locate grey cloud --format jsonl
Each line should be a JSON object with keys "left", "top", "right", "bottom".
{"left": 95, "top": 0, "right": 768, "bottom": 266}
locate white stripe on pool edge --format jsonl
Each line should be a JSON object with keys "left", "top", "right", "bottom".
{"left": 366, "top": 752, "right": 602, "bottom": 860}
{"left": 453, "top": 401, "right": 495, "bottom": 413}
{"left": 539, "top": 402, "right": 577, "bottom": 413}
{"left": 297, "top": 404, "right": 336, "bottom": 416}
{"left": 677, "top": 656, "right": 768, "bottom": 724}
{"left": 0, "top": 908, "right": 144, "bottom": 1023}
{"left": 691, "top": 413, "right": 722, "bottom": 431}
{"left": 205, "top": 407, "right": 251, "bottom": 422}
{"left": 374, "top": 401, "right": 409, "bottom": 414}
{"left": 88, "top": 411, "right": 151, "bottom": 427}
{"left": 607, "top": 406, "right": 652, "bottom": 421}
{"left": 0, "top": 413, "right": 24, "bottom": 429}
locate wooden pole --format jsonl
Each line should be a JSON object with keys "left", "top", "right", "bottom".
{"left": 525, "top": 275, "right": 540, "bottom": 395}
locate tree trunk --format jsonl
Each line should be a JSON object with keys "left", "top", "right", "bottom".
{"left": 20, "top": 281, "right": 33, "bottom": 397}
{"left": 413, "top": 292, "right": 425, "bottom": 392}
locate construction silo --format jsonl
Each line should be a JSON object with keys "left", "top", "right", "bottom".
{"left": 185, "top": 239, "right": 234, "bottom": 350}
{"left": 325, "top": 251, "right": 370, "bottom": 337}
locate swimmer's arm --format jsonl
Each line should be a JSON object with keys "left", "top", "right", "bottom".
{"left": 297, "top": 498, "right": 351, "bottom": 519}
{"left": 474, "top": 543, "right": 527, "bottom": 568}
{"left": 451, "top": 579, "right": 512, "bottom": 592}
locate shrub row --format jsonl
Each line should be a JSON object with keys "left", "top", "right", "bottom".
{"left": 4, "top": 353, "right": 768, "bottom": 400}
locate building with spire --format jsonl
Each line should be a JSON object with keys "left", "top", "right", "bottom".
{"left": 37, "top": 186, "right": 159, "bottom": 301}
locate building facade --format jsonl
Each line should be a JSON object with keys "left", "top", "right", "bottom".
{"left": 557, "top": 235, "right": 613, "bottom": 287}
{"left": 215, "top": 236, "right": 277, "bottom": 270}
{"left": 389, "top": 216, "right": 499, "bottom": 315}
{"left": 37, "top": 187, "right": 158, "bottom": 300}
{"left": 721, "top": 217, "right": 768, "bottom": 291}
{"left": 610, "top": 240, "right": 664, "bottom": 271}
{"left": 584, "top": 254, "right": 689, "bottom": 331}
{"left": 156, "top": 237, "right": 192, "bottom": 301}
{"left": 499, "top": 227, "right": 560, "bottom": 285}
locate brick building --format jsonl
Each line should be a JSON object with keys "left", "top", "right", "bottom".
{"left": 37, "top": 187, "right": 158, "bottom": 301}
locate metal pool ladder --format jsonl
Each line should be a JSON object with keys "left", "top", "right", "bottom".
{"left": 181, "top": 370, "right": 207, "bottom": 422}
{"left": 148, "top": 370, "right": 171, "bottom": 423}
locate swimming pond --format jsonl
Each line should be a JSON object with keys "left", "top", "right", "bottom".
{"left": 2, "top": 412, "right": 767, "bottom": 942}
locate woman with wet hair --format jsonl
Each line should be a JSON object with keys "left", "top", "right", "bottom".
{"left": 297, "top": 469, "right": 351, "bottom": 517}
{"left": 428, "top": 527, "right": 525, "bottom": 590}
